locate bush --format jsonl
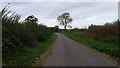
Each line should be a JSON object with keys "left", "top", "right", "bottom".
{"left": 2, "top": 4, "right": 53, "bottom": 58}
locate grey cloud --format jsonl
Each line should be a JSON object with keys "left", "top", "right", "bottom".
{"left": 0, "top": 2, "right": 118, "bottom": 29}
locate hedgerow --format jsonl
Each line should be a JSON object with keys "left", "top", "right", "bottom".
{"left": 1, "top": 3, "right": 56, "bottom": 65}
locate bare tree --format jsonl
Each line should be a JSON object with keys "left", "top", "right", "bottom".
{"left": 57, "top": 12, "right": 73, "bottom": 30}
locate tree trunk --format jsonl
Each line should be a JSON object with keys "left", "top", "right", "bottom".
{"left": 64, "top": 25, "right": 67, "bottom": 30}
{"left": 64, "top": 20, "right": 67, "bottom": 30}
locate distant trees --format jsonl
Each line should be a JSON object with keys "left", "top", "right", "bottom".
{"left": 57, "top": 12, "right": 73, "bottom": 30}
{"left": 48, "top": 25, "right": 59, "bottom": 33}
{"left": 24, "top": 15, "right": 38, "bottom": 23}
{"left": 88, "top": 24, "right": 99, "bottom": 29}
{"left": 54, "top": 25, "right": 59, "bottom": 32}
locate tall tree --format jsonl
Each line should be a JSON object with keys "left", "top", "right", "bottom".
{"left": 23, "top": 15, "right": 38, "bottom": 28}
{"left": 57, "top": 12, "right": 73, "bottom": 30}
{"left": 24, "top": 15, "right": 38, "bottom": 23}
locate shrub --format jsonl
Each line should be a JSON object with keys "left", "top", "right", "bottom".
{"left": 2, "top": 4, "right": 53, "bottom": 55}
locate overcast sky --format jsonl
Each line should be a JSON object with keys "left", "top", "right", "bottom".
{"left": 0, "top": 2, "right": 118, "bottom": 29}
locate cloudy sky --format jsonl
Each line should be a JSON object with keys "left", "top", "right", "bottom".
{"left": 0, "top": 1, "right": 118, "bottom": 29}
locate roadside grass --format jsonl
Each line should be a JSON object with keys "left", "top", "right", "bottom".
{"left": 3, "top": 34, "right": 57, "bottom": 66}
{"left": 64, "top": 33, "right": 119, "bottom": 59}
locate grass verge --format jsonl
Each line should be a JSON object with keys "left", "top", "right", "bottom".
{"left": 3, "top": 34, "right": 57, "bottom": 66}
{"left": 64, "top": 33, "right": 119, "bottom": 60}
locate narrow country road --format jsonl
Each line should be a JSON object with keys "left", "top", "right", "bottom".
{"left": 43, "top": 33, "right": 117, "bottom": 66}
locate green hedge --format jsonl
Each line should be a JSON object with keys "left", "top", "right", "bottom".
{"left": 1, "top": 3, "right": 56, "bottom": 66}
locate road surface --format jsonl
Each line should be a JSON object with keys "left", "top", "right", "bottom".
{"left": 43, "top": 33, "right": 117, "bottom": 66}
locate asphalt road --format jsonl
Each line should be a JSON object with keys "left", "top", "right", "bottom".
{"left": 43, "top": 33, "right": 117, "bottom": 66}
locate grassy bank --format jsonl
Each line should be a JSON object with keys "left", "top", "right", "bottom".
{"left": 64, "top": 33, "right": 119, "bottom": 59}
{"left": 3, "top": 34, "right": 57, "bottom": 66}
